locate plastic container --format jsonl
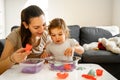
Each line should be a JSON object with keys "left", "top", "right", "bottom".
{"left": 20, "top": 58, "right": 45, "bottom": 73}
{"left": 48, "top": 56, "right": 81, "bottom": 72}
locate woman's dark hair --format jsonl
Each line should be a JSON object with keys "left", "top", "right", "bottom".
{"left": 20, "top": 5, "right": 44, "bottom": 47}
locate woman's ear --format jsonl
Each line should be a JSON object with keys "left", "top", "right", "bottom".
{"left": 22, "top": 22, "right": 28, "bottom": 29}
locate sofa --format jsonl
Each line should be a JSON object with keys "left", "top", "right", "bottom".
{"left": 0, "top": 26, "right": 19, "bottom": 56}
{"left": 0, "top": 25, "right": 120, "bottom": 79}
{"left": 0, "top": 39, "right": 5, "bottom": 56}
{"left": 68, "top": 25, "right": 120, "bottom": 79}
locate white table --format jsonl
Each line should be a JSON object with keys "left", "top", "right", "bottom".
{"left": 0, "top": 63, "right": 117, "bottom": 80}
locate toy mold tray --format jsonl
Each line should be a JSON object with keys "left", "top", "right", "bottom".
{"left": 20, "top": 58, "right": 45, "bottom": 73}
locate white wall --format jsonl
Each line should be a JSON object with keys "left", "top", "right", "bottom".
{"left": 48, "top": 0, "right": 112, "bottom": 26}
{"left": 4, "top": 0, "right": 120, "bottom": 37}
{"left": 112, "top": 0, "right": 120, "bottom": 26}
{"left": 0, "top": 0, "right": 5, "bottom": 38}
{"left": 5, "top": 0, "right": 26, "bottom": 37}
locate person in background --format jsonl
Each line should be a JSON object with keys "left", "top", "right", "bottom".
{"left": 46, "top": 18, "right": 84, "bottom": 61}
{"left": 0, "top": 5, "right": 50, "bottom": 74}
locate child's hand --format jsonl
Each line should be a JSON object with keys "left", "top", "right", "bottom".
{"left": 64, "top": 47, "right": 74, "bottom": 56}
{"left": 40, "top": 50, "right": 49, "bottom": 58}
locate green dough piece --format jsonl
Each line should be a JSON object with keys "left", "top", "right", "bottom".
{"left": 76, "top": 67, "right": 86, "bottom": 70}
{"left": 54, "top": 63, "right": 62, "bottom": 66}
{"left": 88, "top": 69, "right": 96, "bottom": 76}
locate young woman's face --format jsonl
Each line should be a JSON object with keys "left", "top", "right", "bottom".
{"left": 50, "top": 28, "right": 66, "bottom": 44}
{"left": 27, "top": 15, "right": 46, "bottom": 38}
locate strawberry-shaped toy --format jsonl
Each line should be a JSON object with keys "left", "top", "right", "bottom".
{"left": 25, "top": 44, "right": 32, "bottom": 52}
{"left": 64, "top": 64, "right": 72, "bottom": 70}
{"left": 57, "top": 72, "right": 69, "bottom": 79}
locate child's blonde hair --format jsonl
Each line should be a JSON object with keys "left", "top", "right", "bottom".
{"left": 48, "top": 18, "right": 70, "bottom": 38}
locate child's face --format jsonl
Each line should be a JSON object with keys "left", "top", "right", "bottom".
{"left": 50, "top": 28, "right": 66, "bottom": 44}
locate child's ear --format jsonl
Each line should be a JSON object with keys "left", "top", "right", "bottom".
{"left": 22, "top": 22, "right": 29, "bottom": 29}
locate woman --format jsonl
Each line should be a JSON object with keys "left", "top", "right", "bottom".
{"left": 0, "top": 5, "right": 50, "bottom": 74}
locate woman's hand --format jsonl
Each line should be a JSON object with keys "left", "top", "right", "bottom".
{"left": 64, "top": 47, "right": 74, "bottom": 56}
{"left": 11, "top": 48, "right": 31, "bottom": 63}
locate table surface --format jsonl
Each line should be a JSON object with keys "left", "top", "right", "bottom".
{"left": 0, "top": 63, "right": 117, "bottom": 80}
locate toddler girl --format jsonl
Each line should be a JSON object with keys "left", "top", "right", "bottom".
{"left": 46, "top": 18, "right": 84, "bottom": 61}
